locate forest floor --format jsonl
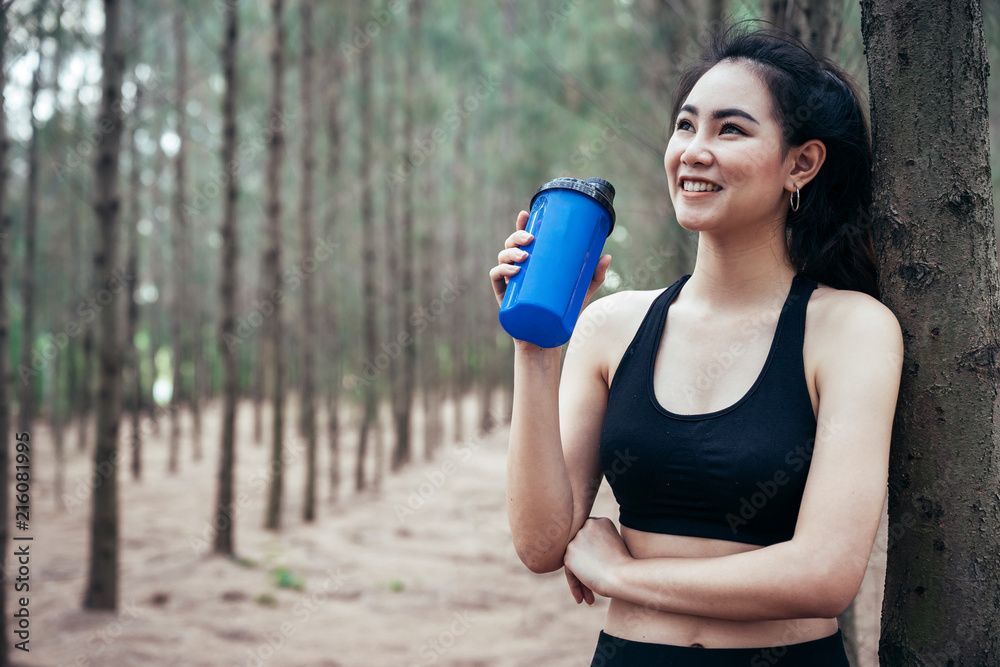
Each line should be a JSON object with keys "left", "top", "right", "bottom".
{"left": 15, "top": 396, "right": 886, "bottom": 667}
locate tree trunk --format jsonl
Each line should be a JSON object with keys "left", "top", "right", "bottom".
{"left": 168, "top": 4, "right": 188, "bottom": 474}
{"left": 125, "top": 75, "right": 143, "bottom": 481}
{"left": 355, "top": 0, "right": 376, "bottom": 492}
{"left": 764, "top": 0, "right": 836, "bottom": 59}
{"left": 84, "top": 0, "right": 125, "bottom": 611}
{"left": 420, "top": 180, "right": 442, "bottom": 459}
{"left": 263, "top": 0, "right": 287, "bottom": 530}
{"left": 253, "top": 331, "right": 264, "bottom": 445}
{"left": 707, "top": 0, "right": 726, "bottom": 28}
{"left": 299, "top": 0, "right": 318, "bottom": 522}
{"left": 323, "top": 31, "right": 344, "bottom": 504}
{"left": 799, "top": 0, "right": 835, "bottom": 59}
{"left": 382, "top": 23, "right": 403, "bottom": 474}
{"left": 397, "top": 0, "right": 421, "bottom": 467}
{"left": 191, "top": 312, "right": 203, "bottom": 456}
{"left": 450, "top": 90, "right": 467, "bottom": 448}
{"left": 78, "top": 326, "right": 94, "bottom": 451}
{"left": 75, "top": 60, "right": 95, "bottom": 454}
{"left": 0, "top": 5, "right": 11, "bottom": 660}
{"left": 861, "top": 0, "right": 1000, "bottom": 663}
{"left": 52, "top": 353, "right": 66, "bottom": 509}
{"left": 17, "top": 58, "right": 41, "bottom": 436}
{"left": 214, "top": 0, "right": 239, "bottom": 556}
{"left": 764, "top": 0, "right": 798, "bottom": 38}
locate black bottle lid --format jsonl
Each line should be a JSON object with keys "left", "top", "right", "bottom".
{"left": 530, "top": 176, "right": 616, "bottom": 236}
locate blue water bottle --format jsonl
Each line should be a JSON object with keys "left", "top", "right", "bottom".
{"left": 499, "top": 177, "right": 616, "bottom": 348}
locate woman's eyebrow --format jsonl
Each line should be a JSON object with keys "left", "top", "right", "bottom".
{"left": 679, "top": 104, "right": 760, "bottom": 125}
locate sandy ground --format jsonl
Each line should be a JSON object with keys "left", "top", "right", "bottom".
{"left": 11, "top": 395, "right": 886, "bottom": 667}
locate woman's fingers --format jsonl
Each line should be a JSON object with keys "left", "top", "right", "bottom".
{"left": 489, "top": 263, "right": 520, "bottom": 301}
{"left": 564, "top": 567, "right": 596, "bottom": 606}
{"left": 497, "top": 246, "right": 529, "bottom": 265}
{"left": 565, "top": 567, "right": 584, "bottom": 604}
{"left": 504, "top": 229, "right": 534, "bottom": 250}
{"left": 490, "top": 212, "right": 535, "bottom": 307}
{"left": 582, "top": 582, "right": 595, "bottom": 606}
{"left": 515, "top": 209, "right": 529, "bottom": 231}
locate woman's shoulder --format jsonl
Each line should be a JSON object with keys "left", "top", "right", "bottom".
{"left": 567, "top": 286, "right": 668, "bottom": 357}
{"left": 806, "top": 283, "right": 903, "bottom": 358}
{"left": 579, "top": 286, "right": 668, "bottom": 329}
{"left": 565, "top": 286, "right": 670, "bottom": 383}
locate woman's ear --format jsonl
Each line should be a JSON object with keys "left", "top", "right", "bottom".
{"left": 787, "top": 139, "right": 826, "bottom": 191}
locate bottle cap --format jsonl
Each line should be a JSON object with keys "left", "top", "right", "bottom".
{"left": 530, "top": 176, "right": 616, "bottom": 236}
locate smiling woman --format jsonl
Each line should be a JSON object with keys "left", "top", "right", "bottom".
{"left": 489, "top": 23, "right": 903, "bottom": 667}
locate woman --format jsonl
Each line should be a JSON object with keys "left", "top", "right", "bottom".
{"left": 488, "top": 26, "right": 903, "bottom": 666}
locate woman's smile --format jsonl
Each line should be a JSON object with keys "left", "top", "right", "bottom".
{"left": 681, "top": 178, "right": 722, "bottom": 196}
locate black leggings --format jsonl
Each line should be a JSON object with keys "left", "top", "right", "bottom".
{"left": 590, "top": 629, "right": 850, "bottom": 666}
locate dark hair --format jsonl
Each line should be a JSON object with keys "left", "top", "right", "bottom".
{"left": 671, "top": 24, "right": 879, "bottom": 298}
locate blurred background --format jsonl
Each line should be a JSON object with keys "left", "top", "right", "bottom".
{"left": 1, "top": 0, "right": 999, "bottom": 665}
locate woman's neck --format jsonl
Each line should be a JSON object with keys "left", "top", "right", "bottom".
{"left": 682, "top": 221, "right": 797, "bottom": 311}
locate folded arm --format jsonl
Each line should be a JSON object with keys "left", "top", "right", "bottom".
{"left": 566, "top": 292, "right": 903, "bottom": 621}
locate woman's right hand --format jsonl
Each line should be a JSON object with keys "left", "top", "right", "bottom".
{"left": 489, "top": 210, "right": 534, "bottom": 308}
{"left": 489, "top": 210, "right": 612, "bottom": 310}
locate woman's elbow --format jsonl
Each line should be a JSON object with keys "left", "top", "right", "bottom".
{"left": 798, "top": 587, "right": 854, "bottom": 620}
{"left": 799, "top": 562, "right": 862, "bottom": 619}
{"left": 514, "top": 542, "right": 566, "bottom": 574}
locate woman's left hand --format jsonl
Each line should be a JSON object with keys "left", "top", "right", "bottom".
{"left": 564, "top": 517, "right": 633, "bottom": 599}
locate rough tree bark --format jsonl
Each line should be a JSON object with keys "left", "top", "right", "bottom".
{"left": 214, "top": 0, "right": 239, "bottom": 556}
{"left": 263, "top": 0, "right": 287, "bottom": 530}
{"left": 861, "top": 0, "right": 1000, "bottom": 664}
{"left": 299, "top": 0, "right": 318, "bottom": 522}
{"left": 84, "top": 0, "right": 125, "bottom": 611}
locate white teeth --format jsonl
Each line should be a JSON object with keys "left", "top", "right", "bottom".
{"left": 682, "top": 181, "right": 721, "bottom": 192}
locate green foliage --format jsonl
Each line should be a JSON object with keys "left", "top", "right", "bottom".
{"left": 271, "top": 566, "right": 306, "bottom": 591}
{"left": 380, "top": 578, "right": 405, "bottom": 593}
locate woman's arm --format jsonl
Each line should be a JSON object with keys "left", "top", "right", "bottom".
{"left": 565, "top": 291, "right": 903, "bottom": 620}
{"left": 493, "top": 210, "right": 613, "bottom": 574}
{"left": 506, "top": 298, "right": 614, "bottom": 573}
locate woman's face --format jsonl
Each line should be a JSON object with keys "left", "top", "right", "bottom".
{"left": 664, "top": 60, "right": 794, "bottom": 236}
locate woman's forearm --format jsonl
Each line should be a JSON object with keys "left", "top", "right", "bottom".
{"left": 506, "top": 344, "right": 575, "bottom": 573}
{"left": 606, "top": 540, "right": 853, "bottom": 621}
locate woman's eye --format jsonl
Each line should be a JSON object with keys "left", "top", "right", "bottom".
{"left": 721, "top": 123, "right": 745, "bottom": 135}
{"left": 676, "top": 119, "right": 694, "bottom": 132}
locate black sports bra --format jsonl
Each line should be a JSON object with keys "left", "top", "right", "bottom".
{"left": 599, "top": 273, "right": 818, "bottom": 546}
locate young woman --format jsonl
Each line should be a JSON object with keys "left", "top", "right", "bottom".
{"left": 488, "top": 27, "right": 903, "bottom": 666}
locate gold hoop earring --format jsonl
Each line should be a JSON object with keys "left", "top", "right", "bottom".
{"left": 790, "top": 185, "right": 800, "bottom": 212}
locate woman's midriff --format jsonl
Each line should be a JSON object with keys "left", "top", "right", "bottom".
{"left": 603, "top": 526, "right": 839, "bottom": 649}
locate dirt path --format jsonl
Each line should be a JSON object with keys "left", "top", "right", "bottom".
{"left": 14, "top": 397, "right": 884, "bottom": 666}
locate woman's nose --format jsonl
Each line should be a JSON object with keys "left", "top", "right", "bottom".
{"left": 680, "top": 132, "right": 713, "bottom": 166}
